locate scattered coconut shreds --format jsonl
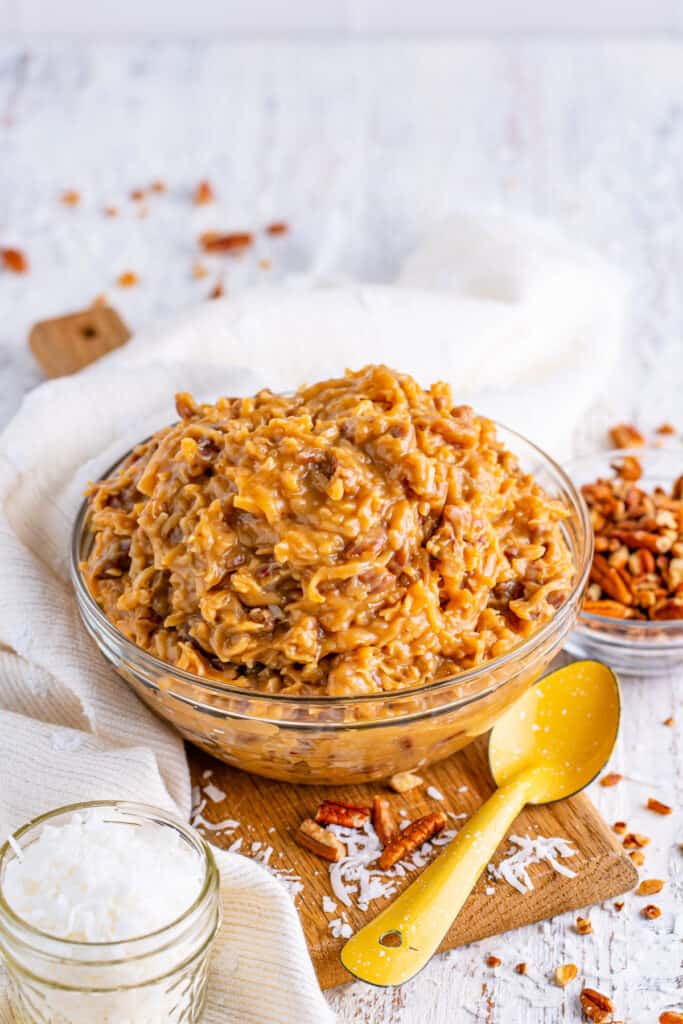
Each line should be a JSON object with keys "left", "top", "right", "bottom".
{"left": 485, "top": 886, "right": 495, "bottom": 896}
{"left": 203, "top": 782, "right": 226, "bottom": 804}
{"left": 489, "top": 834, "right": 577, "bottom": 894}
{"left": 327, "top": 820, "right": 459, "bottom": 913}
{"left": 322, "top": 895, "right": 337, "bottom": 914}
{"left": 250, "top": 842, "right": 303, "bottom": 900}
{"left": 329, "top": 916, "right": 353, "bottom": 939}
{"left": 427, "top": 785, "right": 444, "bottom": 801}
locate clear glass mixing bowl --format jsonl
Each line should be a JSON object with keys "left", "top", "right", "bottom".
{"left": 71, "top": 426, "right": 591, "bottom": 784}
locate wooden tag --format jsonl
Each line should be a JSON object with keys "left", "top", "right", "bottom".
{"left": 29, "top": 306, "right": 131, "bottom": 378}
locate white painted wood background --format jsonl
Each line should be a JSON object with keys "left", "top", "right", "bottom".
{"left": 3, "top": 0, "right": 683, "bottom": 36}
{"left": 0, "top": 38, "right": 681, "bottom": 1023}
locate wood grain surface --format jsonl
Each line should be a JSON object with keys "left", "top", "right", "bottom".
{"left": 189, "top": 737, "right": 637, "bottom": 990}
{"left": 28, "top": 305, "right": 130, "bottom": 377}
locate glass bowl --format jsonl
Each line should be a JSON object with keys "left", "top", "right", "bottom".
{"left": 0, "top": 801, "right": 221, "bottom": 1024}
{"left": 70, "top": 426, "right": 592, "bottom": 785}
{"left": 564, "top": 447, "right": 683, "bottom": 676}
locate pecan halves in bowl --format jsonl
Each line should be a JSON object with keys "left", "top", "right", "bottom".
{"left": 580, "top": 449, "right": 683, "bottom": 622}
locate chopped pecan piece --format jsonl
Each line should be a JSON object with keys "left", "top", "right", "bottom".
{"left": 514, "top": 962, "right": 527, "bottom": 975}
{"left": 117, "top": 270, "right": 139, "bottom": 288}
{"left": 656, "top": 423, "right": 676, "bottom": 435}
{"left": 629, "top": 850, "right": 645, "bottom": 866}
{"left": 613, "top": 900, "right": 624, "bottom": 911}
{"left": 647, "top": 797, "right": 672, "bottom": 815}
{"left": 652, "top": 599, "right": 683, "bottom": 619}
{"left": 150, "top": 179, "right": 167, "bottom": 193}
{"left": 612, "top": 821, "right": 627, "bottom": 835}
{"left": 660, "top": 1012, "right": 683, "bottom": 1024}
{"left": 575, "top": 916, "right": 593, "bottom": 935}
{"left": 378, "top": 811, "right": 447, "bottom": 870}
{"left": 623, "top": 832, "right": 650, "bottom": 849}
{"left": 486, "top": 954, "right": 501, "bottom": 968}
{"left": 600, "top": 772, "right": 622, "bottom": 787}
{"left": 609, "top": 423, "right": 645, "bottom": 448}
{"left": 641, "top": 903, "right": 661, "bottom": 919}
{"left": 200, "top": 230, "right": 253, "bottom": 253}
{"left": 590, "top": 555, "right": 632, "bottom": 604}
{"left": 371, "top": 796, "right": 397, "bottom": 846}
{"left": 296, "top": 818, "right": 346, "bottom": 862}
{"left": 580, "top": 987, "right": 615, "bottom": 1022}
{"left": 637, "top": 878, "right": 664, "bottom": 896}
{"left": 265, "top": 221, "right": 289, "bottom": 236}
{"left": 1, "top": 247, "right": 29, "bottom": 273}
{"left": 315, "top": 800, "right": 371, "bottom": 829}
{"left": 208, "top": 280, "right": 225, "bottom": 300}
{"left": 389, "top": 771, "right": 424, "bottom": 793}
{"left": 583, "top": 599, "right": 639, "bottom": 619}
{"left": 609, "top": 529, "right": 673, "bottom": 554}
{"left": 194, "top": 179, "right": 215, "bottom": 205}
{"left": 663, "top": 716, "right": 674, "bottom": 726}
{"left": 555, "top": 963, "right": 578, "bottom": 987}
{"left": 60, "top": 189, "right": 80, "bottom": 206}
{"left": 612, "top": 454, "right": 642, "bottom": 481}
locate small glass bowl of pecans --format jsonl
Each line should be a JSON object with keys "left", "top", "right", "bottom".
{"left": 565, "top": 445, "right": 683, "bottom": 675}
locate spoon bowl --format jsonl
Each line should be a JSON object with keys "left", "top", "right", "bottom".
{"left": 341, "top": 660, "right": 621, "bottom": 987}
{"left": 489, "top": 660, "right": 621, "bottom": 804}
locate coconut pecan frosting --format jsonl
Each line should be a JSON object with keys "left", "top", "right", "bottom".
{"left": 82, "top": 365, "right": 573, "bottom": 696}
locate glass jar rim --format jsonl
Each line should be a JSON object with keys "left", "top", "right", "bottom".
{"left": 0, "top": 801, "right": 219, "bottom": 962}
{"left": 70, "top": 420, "right": 592, "bottom": 716}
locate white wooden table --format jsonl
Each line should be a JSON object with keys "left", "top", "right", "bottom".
{"left": 0, "top": 38, "right": 681, "bottom": 1023}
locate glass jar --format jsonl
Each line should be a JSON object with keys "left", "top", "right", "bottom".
{"left": 0, "top": 801, "right": 221, "bottom": 1024}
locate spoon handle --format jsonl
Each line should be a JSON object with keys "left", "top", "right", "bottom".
{"left": 340, "top": 771, "right": 537, "bottom": 987}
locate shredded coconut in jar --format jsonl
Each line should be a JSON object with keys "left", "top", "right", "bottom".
{"left": 3, "top": 809, "right": 204, "bottom": 942}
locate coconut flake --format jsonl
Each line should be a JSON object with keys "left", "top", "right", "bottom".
{"left": 426, "top": 786, "right": 444, "bottom": 801}
{"left": 490, "top": 834, "right": 576, "bottom": 894}
{"left": 329, "top": 916, "right": 353, "bottom": 939}
{"left": 203, "top": 782, "right": 226, "bottom": 804}
{"left": 7, "top": 833, "right": 23, "bottom": 861}
{"left": 191, "top": 813, "right": 239, "bottom": 834}
{"left": 322, "top": 895, "right": 337, "bottom": 914}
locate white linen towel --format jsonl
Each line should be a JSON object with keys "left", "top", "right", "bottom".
{"left": 0, "top": 211, "right": 625, "bottom": 1023}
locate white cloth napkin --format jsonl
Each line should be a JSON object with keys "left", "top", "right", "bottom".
{"left": 0, "top": 211, "right": 625, "bottom": 1023}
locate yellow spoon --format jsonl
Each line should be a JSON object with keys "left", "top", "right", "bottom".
{"left": 341, "top": 660, "right": 620, "bottom": 987}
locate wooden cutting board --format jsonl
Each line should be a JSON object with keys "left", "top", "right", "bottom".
{"left": 188, "top": 738, "right": 637, "bottom": 990}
